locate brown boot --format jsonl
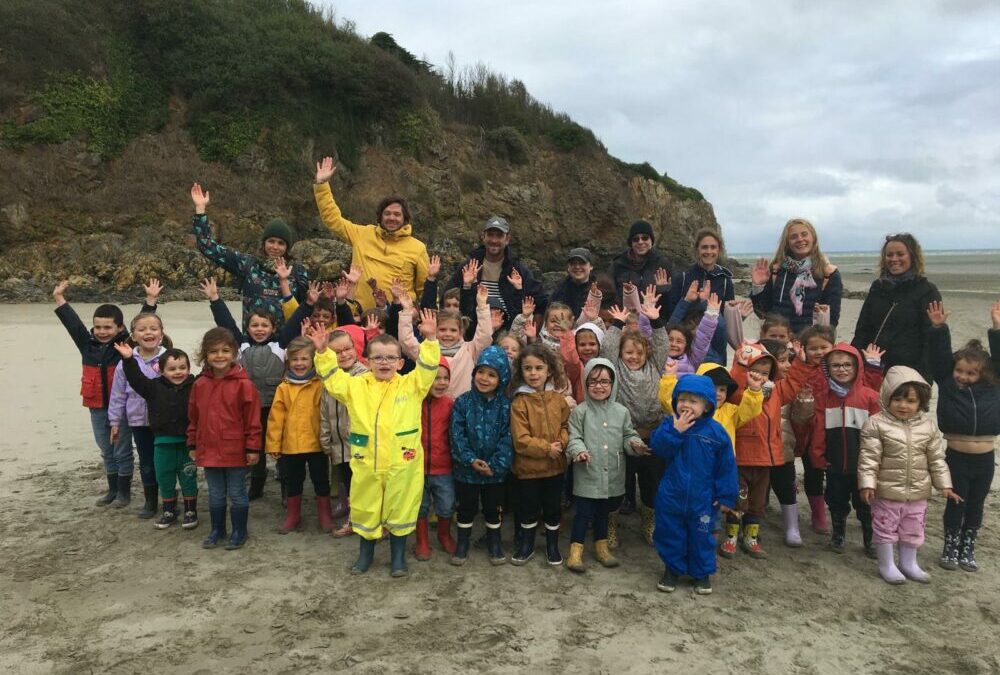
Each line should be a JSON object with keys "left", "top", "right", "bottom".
{"left": 595, "top": 539, "right": 620, "bottom": 568}
{"left": 566, "top": 542, "right": 586, "bottom": 573}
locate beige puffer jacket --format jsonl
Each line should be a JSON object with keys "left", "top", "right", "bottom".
{"left": 857, "top": 366, "right": 951, "bottom": 501}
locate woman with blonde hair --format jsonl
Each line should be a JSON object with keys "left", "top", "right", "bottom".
{"left": 750, "top": 218, "right": 843, "bottom": 334}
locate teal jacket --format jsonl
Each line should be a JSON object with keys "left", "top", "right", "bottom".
{"left": 449, "top": 347, "right": 513, "bottom": 485}
{"left": 566, "top": 358, "right": 643, "bottom": 499}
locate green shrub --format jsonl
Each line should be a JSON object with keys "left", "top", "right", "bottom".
{"left": 485, "top": 126, "right": 529, "bottom": 164}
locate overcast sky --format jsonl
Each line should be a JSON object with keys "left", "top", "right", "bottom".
{"left": 319, "top": 1, "right": 999, "bottom": 252}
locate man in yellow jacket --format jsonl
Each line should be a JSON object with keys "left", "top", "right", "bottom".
{"left": 313, "top": 156, "right": 429, "bottom": 311}
{"left": 311, "top": 308, "right": 440, "bottom": 577}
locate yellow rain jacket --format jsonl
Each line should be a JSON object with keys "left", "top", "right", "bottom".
{"left": 659, "top": 362, "right": 763, "bottom": 450}
{"left": 315, "top": 338, "right": 440, "bottom": 539}
{"left": 265, "top": 377, "right": 324, "bottom": 456}
{"left": 314, "top": 182, "right": 429, "bottom": 311}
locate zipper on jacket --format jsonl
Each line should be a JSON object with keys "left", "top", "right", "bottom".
{"left": 904, "top": 422, "right": 912, "bottom": 501}
{"left": 841, "top": 403, "right": 848, "bottom": 473}
{"left": 872, "top": 302, "right": 898, "bottom": 346}
{"left": 970, "top": 389, "right": 978, "bottom": 436}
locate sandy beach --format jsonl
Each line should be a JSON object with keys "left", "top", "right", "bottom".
{"left": 1, "top": 292, "right": 997, "bottom": 674}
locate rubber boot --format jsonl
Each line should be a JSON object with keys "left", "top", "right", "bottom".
{"left": 414, "top": 518, "right": 432, "bottom": 561}
{"left": 640, "top": 505, "right": 655, "bottom": 546}
{"left": 316, "top": 495, "right": 334, "bottom": 533}
{"left": 351, "top": 537, "right": 376, "bottom": 574}
{"left": 451, "top": 525, "right": 472, "bottom": 566}
{"left": 278, "top": 495, "right": 302, "bottom": 534}
{"left": 781, "top": 504, "right": 802, "bottom": 547}
{"left": 607, "top": 512, "right": 620, "bottom": 550}
{"left": 96, "top": 473, "right": 118, "bottom": 506}
{"left": 511, "top": 525, "right": 536, "bottom": 566}
{"left": 595, "top": 539, "right": 619, "bottom": 568}
{"left": 486, "top": 526, "right": 506, "bottom": 566}
{"left": 545, "top": 527, "right": 563, "bottom": 566}
{"left": 225, "top": 506, "right": 249, "bottom": 550}
{"left": 182, "top": 497, "right": 199, "bottom": 529}
{"left": 111, "top": 475, "right": 132, "bottom": 508}
{"left": 939, "top": 529, "right": 960, "bottom": 570}
{"left": 877, "top": 542, "right": 906, "bottom": 584}
{"left": 137, "top": 484, "right": 158, "bottom": 519}
{"left": 808, "top": 495, "right": 830, "bottom": 534}
{"left": 155, "top": 499, "right": 178, "bottom": 529}
{"left": 898, "top": 544, "right": 930, "bottom": 583}
{"left": 719, "top": 522, "right": 740, "bottom": 558}
{"left": 959, "top": 527, "right": 979, "bottom": 572}
{"left": 740, "top": 522, "right": 767, "bottom": 558}
{"left": 860, "top": 515, "right": 876, "bottom": 558}
{"left": 436, "top": 517, "right": 457, "bottom": 554}
{"left": 202, "top": 506, "right": 227, "bottom": 549}
{"left": 566, "top": 542, "right": 586, "bottom": 573}
{"left": 829, "top": 515, "right": 847, "bottom": 553}
{"left": 390, "top": 534, "right": 409, "bottom": 578}
{"left": 330, "top": 483, "right": 349, "bottom": 519}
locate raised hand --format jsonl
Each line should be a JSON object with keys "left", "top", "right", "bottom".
{"left": 364, "top": 313, "right": 381, "bottom": 333}
{"left": 640, "top": 285, "right": 661, "bottom": 320}
{"left": 684, "top": 280, "right": 699, "bottom": 302}
{"left": 813, "top": 303, "right": 830, "bottom": 316}
{"left": 697, "top": 281, "right": 712, "bottom": 303}
{"left": 52, "top": 280, "right": 69, "bottom": 304}
{"left": 673, "top": 409, "right": 697, "bottom": 433}
{"left": 190, "top": 183, "right": 210, "bottom": 214}
{"left": 418, "top": 308, "right": 438, "bottom": 339}
{"left": 199, "top": 277, "right": 219, "bottom": 301}
{"left": 275, "top": 257, "right": 291, "bottom": 281}
{"left": 662, "top": 358, "right": 678, "bottom": 378}
{"left": 307, "top": 321, "right": 330, "bottom": 352}
{"left": 521, "top": 296, "right": 536, "bottom": 318}
{"left": 582, "top": 289, "right": 600, "bottom": 323}
{"left": 746, "top": 367, "right": 768, "bottom": 391}
{"left": 707, "top": 292, "right": 721, "bottom": 312}
{"left": 113, "top": 341, "right": 134, "bottom": 359}
{"left": 315, "top": 156, "right": 337, "bottom": 184}
{"left": 334, "top": 278, "right": 350, "bottom": 302}
{"left": 462, "top": 259, "right": 481, "bottom": 287}
{"left": 622, "top": 281, "right": 636, "bottom": 297}
{"left": 728, "top": 298, "right": 754, "bottom": 319}
{"left": 507, "top": 268, "right": 523, "bottom": 290}
{"left": 476, "top": 283, "right": 489, "bottom": 308}
{"left": 751, "top": 257, "right": 770, "bottom": 286}
{"left": 926, "top": 300, "right": 949, "bottom": 327}
{"left": 393, "top": 278, "right": 413, "bottom": 311}
{"left": 307, "top": 280, "right": 321, "bottom": 305}
{"left": 373, "top": 286, "right": 388, "bottom": 310}
{"left": 143, "top": 278, "right": 163, "bottom": 304}
{"left": 344, "top": 265, "right": 362, "bottom": 286}
{"left": 655, "top": 267, "right": 670, "bottom": 288}
{"left": 523, "top": 316, "right": 537, "bottom": 340}
{"left": 993, "top": 300, "right": 1000, "bottom": 330}
{"left": 490, "top": 307, "right": 505, "bottom": 331}
{"left": 608, "top": 304, "right": 630, "bottom": 324}
{"left": 862, "top": 343, "right": 885, "bottom": 363}
{"left": 427, "top": 254, "right": 441, "bottom": 281}
{"left": 320, "top": 281, "right": 336, "bottom": 300}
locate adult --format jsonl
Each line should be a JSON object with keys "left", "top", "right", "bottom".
{"left": 190, "top": 183, "right": 308, "bottom": 330}
{"left": 750, "top": 218, "right": 843, "bottom": 334}
{"left": 550, "top": 247, "right": 597, "bottom": 317}
{"left": 607, "top": 220, "right": 672, "bottom": 309}
{"left": 313, "top": 156, "right": 429, "bottom": 311}
{"left": 851, "top": 233, "right": 941, "bottom": 380}
{"left": 668, "top": 228, "right": 735, "bottom": 361}
{"left": 445, "top": 216, "right": 548, "bottom": 335}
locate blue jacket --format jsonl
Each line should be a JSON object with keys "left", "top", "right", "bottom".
{"left": 650, "top": 374, "right": 738, "bottom": 515}
{"left": 450, "top": 346, "right": 514, "bottom": 484}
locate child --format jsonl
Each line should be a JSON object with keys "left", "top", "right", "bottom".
{"left": 109, "top": 308, "right": 169, "bottom": 517}
{"left": 319, "top": 327, "right": 369, "bottom": 537}
{"left": 496, "top": 331, "right": 522, "bottom": 366}
{"left": 311, "top": 310, "right": 440, "bottom": 577}
{"left": 511, "top": 299, "right": 575, "bottom": 351}
{"left": 509, "top": 343, "right": 572, "bottom": 566}
{"left": 566, "top": 358, "right": 648, "bottom": 572}
{"left": 927, "top": 300, "right": 1000, "bottom": 572}
{"left": 202, "top": 277, "right": 315, "bottom": 501}
{"left": 414, "top": 359, "right": 457, "bottom": 560}
{"left": 809, "top": 343, "right": 882, "bottom": 555}
{"left": 266, "top": 337, "right": 329, "bottom": 534}
{"left": 53, "top": 281, "right": 138, "bottom": 507}
{"left": 663, "top": 283, "right": 721, "bottom": 375}
{"left": 187, "top": 327, "right": 263, "bottom": 550}
{"left": 602, "top": 287, "right": 669, "bottom": 546}
{"left": 651, "top": 374, "right": 738, "bottom": 595}
{"left": 450, "top": 346, "right": 514, "bottom": 565}
{"left": 114, "top": 344, "right": 198, "bottom": 529}
{"left": 724, "top": 341, "right": 817, "bottom": 558}
{"left": 561, "top": 322, "right": 605, "bottom": 404}
{"left": 858, "top": 367, "right": 958, "bottom": 584}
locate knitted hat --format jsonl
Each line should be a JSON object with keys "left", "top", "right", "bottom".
{"left": 262, "top": 218, "right": 295, "bottom": 248}
{"left": 703, "top": 366, "right": 737, "bottom": 400}
{"left": 627, "top": 220, "right": 654, "bottom": 244}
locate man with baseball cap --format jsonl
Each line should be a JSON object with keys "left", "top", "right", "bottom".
{"left": 445, "top": 215, "right": 548, "bottom": 334}
{"left": 550, "top": 247, "right": 598, "bottom": 318}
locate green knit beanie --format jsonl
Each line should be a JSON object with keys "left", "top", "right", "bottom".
{"left": 262, "top": 218, "right": 294, "bottom": 248}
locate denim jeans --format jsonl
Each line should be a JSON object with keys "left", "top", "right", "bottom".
{"left": 89, "top": 407, "right": 133, "bottom": 476}
{"left": 131, "top": 426, "right": 158, "bottom": 487}
{"left": 419, "top": 473, "right": 456, "bottom": 519}
{"left": 203, "top": 467, "right": 249, "bottom": 509}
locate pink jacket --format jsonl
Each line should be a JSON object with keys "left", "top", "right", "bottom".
{"left": 399, "top": 302, "right": 492, "bottom": 399}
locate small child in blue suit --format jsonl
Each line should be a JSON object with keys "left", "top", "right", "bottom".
{"left": 650, "top": 373, "right": 738, "bottom": 595}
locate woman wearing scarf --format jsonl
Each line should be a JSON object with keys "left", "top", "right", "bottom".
{"left": 668, "top": 228, "right": 735, "bottom": 363}
{"left": 750, "top": 218, "right": 843, "bottom": 335}
{"left": 851, "top": 233, "right": 941, "bottom": 380}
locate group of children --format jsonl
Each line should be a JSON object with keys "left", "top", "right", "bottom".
{"left": 54, "top": 249, "right": 998, "bottom": 593}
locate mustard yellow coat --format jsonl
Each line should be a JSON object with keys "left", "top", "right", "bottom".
{"left": 265, "top": 377, "right": 324, "bottom": 455}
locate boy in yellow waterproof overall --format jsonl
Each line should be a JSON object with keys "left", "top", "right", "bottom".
{"left": 311, "top": 309, "right": 440, "bottom": 577}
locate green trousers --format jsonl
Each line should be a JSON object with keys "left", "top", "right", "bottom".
{"left": 154, "top": 441, "right": 198, "bottom": 499}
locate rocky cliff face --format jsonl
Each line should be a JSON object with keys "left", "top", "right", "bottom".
{"left": 0, "top": 111, "right": 720, "bottom": 303}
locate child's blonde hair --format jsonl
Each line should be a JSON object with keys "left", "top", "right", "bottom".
{"left": 284, "top": 336, "right": 315, "bottom": 361}
{"left": 437, "top": 308, "right": 470, "bottom": 334}
{"left": 128, "top": 311, "right": 173, "bottom": 349}
{"left": 543, "top": 301, "right": 573, "bottom": 329}
{"left": 620, "top": 329, "right": 652, "bottom": 365}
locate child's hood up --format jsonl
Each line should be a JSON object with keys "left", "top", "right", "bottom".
{"left": 879, "top": 365, "right": 928, "bottom": 411}
{"left": 473, "top": 345, "right": 511, "bottom": 393}
{"left": 672, "top": 373, "right": 718, "bottom": 417}
{"left": 824, "top": 342, "right": 867, "bottom": 395}
{"left": 581, "top": 357, "right": 619, "bottom": 405}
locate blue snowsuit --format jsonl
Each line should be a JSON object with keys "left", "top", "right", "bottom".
{"left": 650, "top": 374, "right": 738, "bottom": 578}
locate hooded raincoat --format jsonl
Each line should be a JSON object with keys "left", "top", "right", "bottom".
{"left": 450, "top": 347, "right": 514, "bottom": 485}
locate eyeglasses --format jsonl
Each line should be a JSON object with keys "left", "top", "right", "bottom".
{"left": 369, "top": 355, "right": 401, "bottom": 363}
{"left": 631, "top": 235, "right": 651, "bottom": 242}
{"left": 587, "top": 379, "right": 613, "bottom": 388}
{"left": 829, "top": 363, "right": 855, "bottom": 371}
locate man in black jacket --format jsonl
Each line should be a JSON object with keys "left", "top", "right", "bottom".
{"left": 550, "top": 247, "right": 596, "bottom": 318}
{"left": 446, "top": 216, "right": 548, "bottom": 334}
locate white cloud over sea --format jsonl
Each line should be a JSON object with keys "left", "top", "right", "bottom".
{"left": 318, "top": 0, "right": 1000, "bottom": 252}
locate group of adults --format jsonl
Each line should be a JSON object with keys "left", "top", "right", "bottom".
{"left": 192, "top": 155, "right": 943, "bottom": 380}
